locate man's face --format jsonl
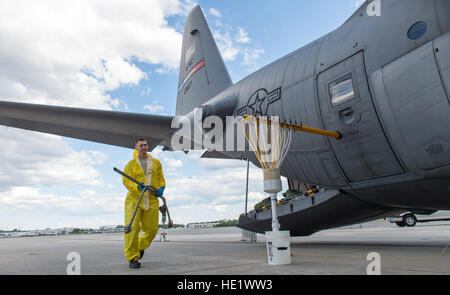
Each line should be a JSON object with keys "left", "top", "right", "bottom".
{"left": 135, "top": 140, "right": 148, "bottom": 155}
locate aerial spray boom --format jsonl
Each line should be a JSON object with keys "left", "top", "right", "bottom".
{"left": 242, "top": 115, "right": 293, "bottom": 265}
{"left": 242, "top": 114, "right": 341, "bottom": 140}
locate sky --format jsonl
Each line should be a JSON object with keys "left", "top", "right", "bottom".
{"left": 0, "top": 0, "right": 363, "bottom": 230}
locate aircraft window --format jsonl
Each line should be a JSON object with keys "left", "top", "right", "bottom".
{"left": 329, "top": 74, "right": 355, "bottom": 107}
{"left": 407, "top": 21, "right": 427, "bottom": 40}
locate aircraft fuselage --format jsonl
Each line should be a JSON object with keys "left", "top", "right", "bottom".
{"left": 206, "top": 0, "right": 450, "bottom": 211}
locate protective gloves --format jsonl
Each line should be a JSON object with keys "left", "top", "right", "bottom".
{"left": 137, "top": 183, "right": 147, "bottom": 191}
{"left": 156, "top": 186, "right": 165, "bottom": 197}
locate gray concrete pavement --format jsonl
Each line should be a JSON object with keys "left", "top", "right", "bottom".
{"left": 0, "top": 220, "right": 449, "bottom": 275}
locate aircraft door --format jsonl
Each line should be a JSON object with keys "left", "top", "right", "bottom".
{"left": 317, "top": 51, "right": 404, "bottom": 182}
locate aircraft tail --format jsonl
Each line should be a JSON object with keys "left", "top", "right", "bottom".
{"left": 176, "top": 6, "right": 232, "bottom": 116}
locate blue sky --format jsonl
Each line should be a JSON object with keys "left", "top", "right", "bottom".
{"left": 0, "top": 0, "right": 362, "bottom": 230}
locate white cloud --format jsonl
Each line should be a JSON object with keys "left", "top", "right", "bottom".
{"left": 144, "top": 101, "right": 165, "bottom": 113}
{"left": 209, "top": 8, "right": 222, "bottom": 18}
{"left": 242, "top": 48, "right": 265, "bottom": 68}
{"left": 0, "top": 0, "right": 190, "bottom": 110}
{"left": 148, "top": 150, "right": 280, "bottom": 219}
{"left": 165, "top": 158, "right": 183, "bottom": 170}
{"left": 155, "top": 66, "right": 178, "bottom": 75}
{"left": 164, "top": 164, "right": 266, "bottom": 207}
{"left": 157, "top": 160, "right": 288, "bottom": 224}
{"left": 88, "top": 151, "right": 109, "bottom": 165}
{"left": 212, "top": 26, "right": 263, "bottom": 69}
{"left": 102, "top": 58, "right": 147, "bottom": 91}
{"left": 0, "top": 1, "right": 272, "bottom": 229}
{"left": 0, "top": 127, "right": 105, "bottom": 188}
{"left": 213, "top": 31, "right": 240, "bottom": 62}
{"left": 235, "top": 27, "right": 250, "bottom": 44}
{"left": 0, "top": 186, "right": 122, "bottom": 214}
{"left": 0, "top": 186, "right": 125, "bottom": 229}
{"left": 151, "top": 146, "right": 164, "bottom": 158}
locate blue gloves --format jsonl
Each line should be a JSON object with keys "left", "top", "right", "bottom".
{"left": 137, "top": 183, "right": 147, "bottom": 191}
{"left": 138, "top": 183, "right": 164, "bottom": 198}
{"left": 156, "top": 186, "right": 165, "bottom": 198}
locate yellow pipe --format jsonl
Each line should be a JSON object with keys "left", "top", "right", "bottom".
{"left": 242, "top": 115, "right": 342, "bottom": 140}
{"left": 289, "top": 124, "right": 342, "bottom": 139}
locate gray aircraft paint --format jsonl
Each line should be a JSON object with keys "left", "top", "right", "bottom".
{"left": 199, "top": 0, "right": 450, "bottom": 197}
{"left": 0, "top": 0, "right": 449, "bottom": 235}
{"left": 176, "top": 6, "right": 232, "bottom": 116}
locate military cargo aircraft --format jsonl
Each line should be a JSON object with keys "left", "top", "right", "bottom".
{"left": 1, "top": 0, "right": 449, "bottom": 236}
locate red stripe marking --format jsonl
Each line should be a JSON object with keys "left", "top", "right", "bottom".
{"left": 178, "top": 59, "right": 205, "bottom": 94}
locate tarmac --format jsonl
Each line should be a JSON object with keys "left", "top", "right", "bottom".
{"left": 0, "top": 220, "right": 449, "bottom": 275}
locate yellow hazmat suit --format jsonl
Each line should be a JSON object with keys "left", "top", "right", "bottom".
{"left": 123, "top": 150, "right": 165, "bottom": 262}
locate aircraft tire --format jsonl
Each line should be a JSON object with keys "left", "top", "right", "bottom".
{"left": 403, "top": 214, "right": 417, "bottom": 227}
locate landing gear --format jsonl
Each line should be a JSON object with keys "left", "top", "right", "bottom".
{"left": 403, "top": 214, "right": 417, "bottom": 227}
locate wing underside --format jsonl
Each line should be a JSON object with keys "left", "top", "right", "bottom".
{"left": 0, "top": 101, "right": 174, "bottom": 151}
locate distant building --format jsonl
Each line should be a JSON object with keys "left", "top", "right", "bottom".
{"left": 100, "top": 225, "right": 124, "bottom": 233}
{"left": 186, "top": 222, "right": 219, "bottom": 228}
{"left": 54, "top": 228, "right": 75, "bottom": 235}
{"left": 99, "top": 225, "right": 115, "bottom": 232}
{"left": 28, "top": 228, "right": 56, "bottom": 236}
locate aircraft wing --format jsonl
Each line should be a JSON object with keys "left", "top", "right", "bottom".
{"left": 0, "top": 101, "right": 174, "bottom": 151}
{"left": 201, "top": 150, "right": 238, "bottom": 160}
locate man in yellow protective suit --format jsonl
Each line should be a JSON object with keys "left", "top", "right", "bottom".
{"left": 122, "top": 138, "right": 165, "bottom": 269}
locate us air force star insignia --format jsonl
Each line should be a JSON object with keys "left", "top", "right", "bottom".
{"left": 237, "top": 87, "right": 282, "bottom": 116}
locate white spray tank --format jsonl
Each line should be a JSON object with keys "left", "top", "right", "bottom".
{"left": 263, "top": 167, "right": 291, "bottom": 265}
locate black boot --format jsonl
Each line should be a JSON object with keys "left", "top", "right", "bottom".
{"left": 129, "top": 258, "right": 141, "bottom": 269}
{"left": 139, "top": 250, "right": 144, "bottom": 259}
